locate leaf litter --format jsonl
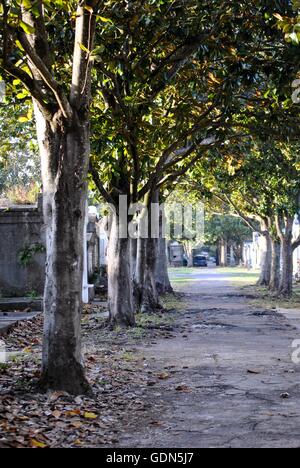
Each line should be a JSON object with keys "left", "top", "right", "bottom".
{"left": 0, "top": 308, "right": 177, "bottom": 448}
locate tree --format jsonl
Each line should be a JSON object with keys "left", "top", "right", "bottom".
{"left": 0, "top": 0, "right": 101, "bottom": 394}
{"left": 89, "top": 0, "right": 298, "bottom": 325}
{"left": 204, "top": 214, "right": 252, "bottom": 267}
{"left": 196, "top": 139, "right": 300, "bottom": 296}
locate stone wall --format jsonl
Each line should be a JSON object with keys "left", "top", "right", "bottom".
{"left": 0, "top": 200, "right": 45, "bottom": 297}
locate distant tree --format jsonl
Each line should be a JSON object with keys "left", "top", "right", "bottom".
{"left": 0, "top": 102, "right": 40, "bottom": 198}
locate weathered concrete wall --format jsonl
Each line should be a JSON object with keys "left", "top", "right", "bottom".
{"left": 0, "top": 202, "right": 45, "bottom": 297}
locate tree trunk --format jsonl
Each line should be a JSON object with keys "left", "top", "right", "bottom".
{"left": 8, "top": 1, "right": 99, "bottom": 394}
{"left": 134, "top": 192, "right": 161, "bottom": 313}
{"left": 257, "top": 232, "right": 271, "bottom": 286}
{"left": 107, "top": 212, "right": 135, "bottom": 327}
{"left": 134, "top": 235, "right": 146, "bottom": 312}
{"left": 155, "top": 207, "right": 173, "bottom": 294}
{"left": 279, "top": 239, "right": 293, "bottom": 297}
{"left": 130, "top": 237, "right": 137, "bottom": 281}
{"left": 229, "top": 244, "right": 235, "bottom": 266}
{"left": 141, "top": 236, "right": 162, "bottom": 313}
{"left": 156, "top": 236, "right": 173, "bottom": 294}
{"left": 36, "top": 110, "right": 90, "bottom": 395}
{"left": 269, "top": 238, "right": 281, "bottom": 291}
{"left": 219, "top": 239, "right": 228, "bottom": 267}
{"left": 185, "top": 243, "right": 194, "bottom": 267}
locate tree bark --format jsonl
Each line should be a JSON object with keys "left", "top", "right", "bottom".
{"left": 134, "top": 235, "right": 146, "bottom": 312}
{"left": 185, "top": 243, "right": 194, "bottom": 267}
{"left": 156, "top": 236, "right": 173, "bottom": 294}
{"left": 219, "top": 239, "right": 227, "bottom": 267}
{"left": 107, "top": 212, "right": 135, "bottom": 327}
{"left": 276, "top": 214, "right": 294, "bottom": 297}
{"left": 269, "top": 238, "right": 281, "bottom": 291}
{"left": 229, "top": 244, "right": 235, "bottom": 266}
{"left": 279, "top": 239, "right": 293, "bottom": 297}
{"left": 141, "top": 235, "right": 162, "bottom": 313}
{"left": 257, "top": 232, "right": 271, "bottom": 286}
{"left": 36, "top": 109, "right": 91, "bottom": 394}
{"left": 155, "top": 208, "right": 173, "bottom": 294}
{"left": 134, "top": 192, "right": 162, "bottom": 313}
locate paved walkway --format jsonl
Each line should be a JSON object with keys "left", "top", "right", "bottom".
{"left": 117, "top": 268, "right": 300, "bottom": 448}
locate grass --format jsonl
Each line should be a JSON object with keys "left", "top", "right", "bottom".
{"left": 168, "top": 266, "right": 260, "bottom": 286}
{"left": 161, "top": 293, "right": 187, "bottom": 311}
{"left": 168, "top": 266, "right": 300, "bottom": 309}
{"left": 242, "top": 283, "right": 300, "bottom": 310}
{"left": 135, "top": 310, "right": 176, "bottom": 328}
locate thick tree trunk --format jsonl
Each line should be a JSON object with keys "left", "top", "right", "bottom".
{"left": 36, "top": 110, "right": 90, "bottom": 395}
{"left": 279, "top": 239, "right": 294, "bottom": 297}
{"left": 140, "top": 235, "right": 162, "bottom": 313}
{"left": 134, "top": 192, "right": 162, "bottom": 313}
{"left": 107, "top": 212, "right": 135, "bottom": 327}
{"left": 269, "top": 239, "right": 281, "bottom": 291}
{"left": 257, "top": 232, "right": 271, "bottom": 286}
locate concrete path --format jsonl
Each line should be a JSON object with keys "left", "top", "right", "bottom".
{"left": 118, "top": 268, "right": 300, "bottom": 448}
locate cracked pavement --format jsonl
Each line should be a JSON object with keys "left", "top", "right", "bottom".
{"left": 117, "top": 268, "right": 300, "bottom": 448}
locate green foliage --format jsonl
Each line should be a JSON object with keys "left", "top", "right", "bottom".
{"left": 0, "top": 102, "right": 40, "bottom": 197}
{"left": 205, "top": 214, "right": 252, "bottom": 245}
{"left": 89, "top": 0, "right": 300, "bottom": 206}
{"left": 18, "top": 243, "right": 45, "bottom": 267}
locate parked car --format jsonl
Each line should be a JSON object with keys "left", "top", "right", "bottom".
{"left": 193, "top": 255, "right": 208, "bottom": 267}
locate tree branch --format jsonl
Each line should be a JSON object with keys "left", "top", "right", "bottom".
{"left": 17, "top": 30, "right": 73, "bottom": 119}
{"left": 89, "top": 162, "right": 115, "bottom": 206}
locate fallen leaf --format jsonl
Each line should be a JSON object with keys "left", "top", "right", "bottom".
{"left": 71, "top": 421, "right": 83, "bottom": 429}
{"left": 31, "top": 439, "right": 47, "bottom": 448}
{"left": 84, "top": 412, "right": 98, "bottom": 419}
{"left": 65, "top": 409, "right": 81, "bottom": 417}
{"left": 157, "top": 372, "right": 170, "bottom": 380}
{"left": 247, "top": 368, "right": 262, "bottom": 374}
{"left": 73, "top": 439, "right": 82, "bottom": 446}
{"left": 175, "top": 384, "right": 192, "bottom": 393}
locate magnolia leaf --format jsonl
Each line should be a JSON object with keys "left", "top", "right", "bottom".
{"left": 31, "top": 439, "right": 47, "bottom": 448}
{"left": 96, "top": 15, "right": 113, "bottom": 24}
{"left": 84, "top": 412, "right": 98, "bottom": 419}
{"left": 79, "top": 43, "right": 90, "bottom": 54}
{"left": 19, "top": 20, "right": 35, "bottom": 35}
{"left": 84, "top": 5, "right": 93, "bottom": 14}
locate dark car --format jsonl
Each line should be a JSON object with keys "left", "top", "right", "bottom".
{"left": 193, "top": 255, "right": 208, "bottom": 267}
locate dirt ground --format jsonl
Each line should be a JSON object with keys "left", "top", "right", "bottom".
{"left": 1, "top": 267, "right": 300, "bottom": 448}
